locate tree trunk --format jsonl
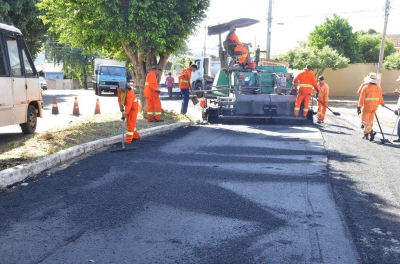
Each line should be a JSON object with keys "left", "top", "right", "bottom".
{"left": 122, "top": 42, "right": 170, "bottom": 114}
{"left": 83, "top": 68, "right": 88, "bottom": 89}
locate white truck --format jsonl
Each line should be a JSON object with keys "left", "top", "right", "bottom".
{"left": 191, "top": 56, "right": 221, "bottom": 96}
{"left": 93, "top": 58, "right": 127, "bottom": 96}
{"left": 0, "top": 23, "right": 43, "bottom": 134}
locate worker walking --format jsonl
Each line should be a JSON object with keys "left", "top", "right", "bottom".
{"left": 178, "top": 64, "right": 198, "bottom": 114}
{"left": 317, "top": 76, "right": 329, "bottom": 123}
{"left": 357, "top": 72, "right": 385, "bottom": 141}
{"left": 292, "top": 65, "right": 319, "bottom": 117}
{"left": 165, "top": 72, "right": 175, "bottom": 99}
{"left": 144, "top": 65, "right": 163, "bottom": 122}
{"left": 226, "top": 26, "right": 249, "bottom": 65}
{"left": 392, "top": 76, "right": 400, "bottom": 143}
{"left": 117, "top": 81, "right": 140, "bottom": 143}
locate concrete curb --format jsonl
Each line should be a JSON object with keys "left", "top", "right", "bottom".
{"left": 0, "top": 121, "right": 191, "bottom": 188}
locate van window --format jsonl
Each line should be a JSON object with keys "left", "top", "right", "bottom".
{"left": 0, "top": 52, "right": 6, "bottom": 76}
{"left": 6, "top": 37, "right": 22, "bottom": 77}
{"left": 22, "top": 49, "right": 34, "bottom": 76}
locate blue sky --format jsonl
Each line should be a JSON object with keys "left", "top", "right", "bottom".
{"left": 188, "top": 0, "right": 400, "bottom": 57}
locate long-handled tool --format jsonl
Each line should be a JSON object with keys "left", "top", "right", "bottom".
{"left": 383, "top": 105, "right": 395, "bottom": 113}
{"left": 390, "top": 115, "right": 400, "bottom": 141}
{"left": 111, "top": 113, "right": 136, "bottom": 152}
{"left": 314, "top": 97, "right": 341, "bottom": 116}
{"left": 374, "top": 113, "right": 391, "bottom": 144}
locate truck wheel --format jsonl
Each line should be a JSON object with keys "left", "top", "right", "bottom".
{"left": 20, "top": 105, "right": 37, "bottom": 134}
{"left": 98, "top": 88, "right": 102, "bottom": 96}
{"left": 195, "top": 83, "right": 204, "bottom": 98}
{"left": 94, "top": 84, "right": 98, "bottom": 95}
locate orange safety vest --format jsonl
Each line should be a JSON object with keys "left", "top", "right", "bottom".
{"left": 293, "top": 69, "right": 319, "bottom": 93}
{"left": 358, "top": 83, "right": 384, "bottom": 111}
{"left": 178, "top": 67, "right": 192, "bottom": 89}
{"left": 118, "top": 88, "right": 137, "bottom": 113}
{"left": 144, "top": 70, "right": 159, "bottom": 97}
{"left": 318, "top": 83, "right": 329, "bottom": 103}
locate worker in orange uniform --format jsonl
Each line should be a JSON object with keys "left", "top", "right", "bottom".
{"left": 178, "top": 64, "right": 198, "bottom": 114}
{"left": 226, "top": 26, "right": 249, "bottom": 65}
{"left": 144, "top": 65, "right": 163, "bottom": 122}
{"left": 118, "top": 81, "right": 140, "bottom": 143}
{"left": 357, "top": 72, "right": 375, "bottom": 129}
{"left": 357, "top": 72, "right": 385, "bottom": 141}
{"left": 292, "top": 65, "right": 319, "bottom": 117}
{"left": 316, "top": 75, "right": 329, "bottom": 123}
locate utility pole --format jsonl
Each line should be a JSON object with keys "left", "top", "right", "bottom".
{"left": 266, "top": 0, "right": 273, "bottom": 59}
{"left": 377, "top": 0, "right": 391, "bottom": 85}
{"left": 203, "top": 26, "right": 207, "bottom": 57}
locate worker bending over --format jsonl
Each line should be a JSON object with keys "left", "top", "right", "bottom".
{"left": 118, "top": 81, "right": 140, "bottom": 143}
{"left": 292, "top": 65, "right": 319, "bottom": 117}
{"left": 357, "top": 72, "right": 385, "bottom": 141}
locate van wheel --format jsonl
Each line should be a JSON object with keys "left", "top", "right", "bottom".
{"left": 20, "top": 105, "right": 37, "bottom": 134}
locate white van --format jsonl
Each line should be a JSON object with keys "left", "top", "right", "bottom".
{"left": 0, "top": 23, "right": 43, "bottom": 134}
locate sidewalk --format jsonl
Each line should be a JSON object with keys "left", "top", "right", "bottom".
{"left": 330, "top": 93, "right": 398, "bottom": 105}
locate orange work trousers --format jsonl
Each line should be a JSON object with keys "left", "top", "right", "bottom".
{"left": 294, "top": 92, "right": 311, "bottom": 117}
{"left": 125, "top": 101, "right": 140, "bottom": 143}
{"left": 361, "top": 109, "right": 375, "bottom": 134}
{"left": 317, "top": 101, "right": 327, "bottom": 121}
{"left": 146, "top": 96, "right": 162, "bottom": 121}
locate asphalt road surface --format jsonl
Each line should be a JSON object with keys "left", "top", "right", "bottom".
{"left": 1, "top": 92, "right": 400, "bottom": 263}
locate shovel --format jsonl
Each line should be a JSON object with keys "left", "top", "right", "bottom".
{"left": 374, "top": 113, "right": 391, "bottom": 145}
{"left": 314, "top": 97, "right": 341, "bottom": 116}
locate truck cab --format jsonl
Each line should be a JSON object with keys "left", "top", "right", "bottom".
{"left": 93, "top": 59, "right": 127, "bottom": 96}
{"left": 191, "top": 56, "right": 221, "bottom": 96}
{"left": 0, "top": 23, "right": 43, "bottom": 134}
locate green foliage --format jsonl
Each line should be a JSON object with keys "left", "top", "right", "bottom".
{"left": 308, "top": 14, "right": 359, "bottom": 63}
{"left": 357, "top": 34, "right": 396, "bottom": 63}
{"left": 171, "top": 55, "right": 195, "bottom": 72}
{"left": 383, "top": 52, "right": 400, "bottom": 71}
{"left": 0, "top": 0, "right": 48, "bottom": 58}
{"left": 278, "top": 45, "right": 349, "bottom": 77}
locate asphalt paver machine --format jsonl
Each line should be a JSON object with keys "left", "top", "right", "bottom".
{"left": 201, "top": 18, "right": 313, "bottom": 125}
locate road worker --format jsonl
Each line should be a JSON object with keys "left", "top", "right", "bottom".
{"left": 178, "top": 64, "right": 198, "bottom": 114}
{"left": 292, "top": 65, "right": 319, "bottom": 117}
{"left": 117, "top": 81, "right": 140, "bottom": 143}
{"left": 317, "top": 75, "right": 329, "bottom": 123}
{"left": 357, "top": 72, "right": 385, "bottom": 141}
{"left": 226, "top": 26, "right": 249, "bottom": 65}
{"left": 144, "top": 65, "right": 163, "bottom": 122}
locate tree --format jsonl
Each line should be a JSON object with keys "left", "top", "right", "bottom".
{"left": 0, "top": 0, "right": 48, "bottom": 58}
{"left": 38, "top": 0, "right": 210, "bottom": 111}
{"left": 357, "top": 33, "right": 396, "bottom": 63}
{"left": 278, "top": 44, "right": 349, "bottom": 77}
{"left": 308, "top": 14, "right": 359, "bottom": 63}
{"left": 383, "top": 52, "right": 400, "bottom": 71}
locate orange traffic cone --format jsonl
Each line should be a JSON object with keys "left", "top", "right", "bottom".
{"left": 94, "top": 98, "right": 101, "bottom": 114}
{"left": 72, "top": 97, "right": 80, "bottom": 116}
{"left": 52, "top": 96, "right": 59, "bottom": 114}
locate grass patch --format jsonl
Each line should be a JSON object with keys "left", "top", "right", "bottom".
{"left": 0, "top": 110, "right": 193, "bottom": 171}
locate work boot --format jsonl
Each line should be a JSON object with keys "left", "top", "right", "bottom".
{"left": 393, "top": 139, "right": 400, "bottom": 143}
{"left": 369, "top": 130, "right": 376, "bottom": 141}
{"left": 361, "top": 124, "right": 364, "bottom": 129}
{"left": 362, "top": 134, "right": 369, "bottom": 140}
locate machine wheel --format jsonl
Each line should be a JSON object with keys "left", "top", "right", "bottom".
{"left": 20, "top": 105, "right": 37, "bottom": 134}
{"left": 195, "top": 82, "right": 204, "bottom": 98}
{"left": 207, "top": 107, "right": 219, "bottom": 124}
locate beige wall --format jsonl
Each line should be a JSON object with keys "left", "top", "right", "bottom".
{"left": 320, "top": 64, "right": 400, "bottom": 96}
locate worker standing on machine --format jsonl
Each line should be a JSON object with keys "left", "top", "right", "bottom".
{"left": 317, "top": 75, "right": 329, "bottom": 123}
{"left": 118, "top": 81, "right": 140, "bottom": 143}
{"left": 226, "top": 26, "right": 249, "bottom": 65}
{"left": 144, "top": 65, "right": 163, "bottom": 122}
{"left": 292, "top": 65, "right": 319, "bottom": 117}
{"left": 357, "top": 72, "right": 385, "bottom": 141}
{"left": 178, "top": 64, "right": 198, "bottom": 114}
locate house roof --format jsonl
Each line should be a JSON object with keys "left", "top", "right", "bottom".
{"left": 386, "top": 34, "right": 400, "bottom": 47}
